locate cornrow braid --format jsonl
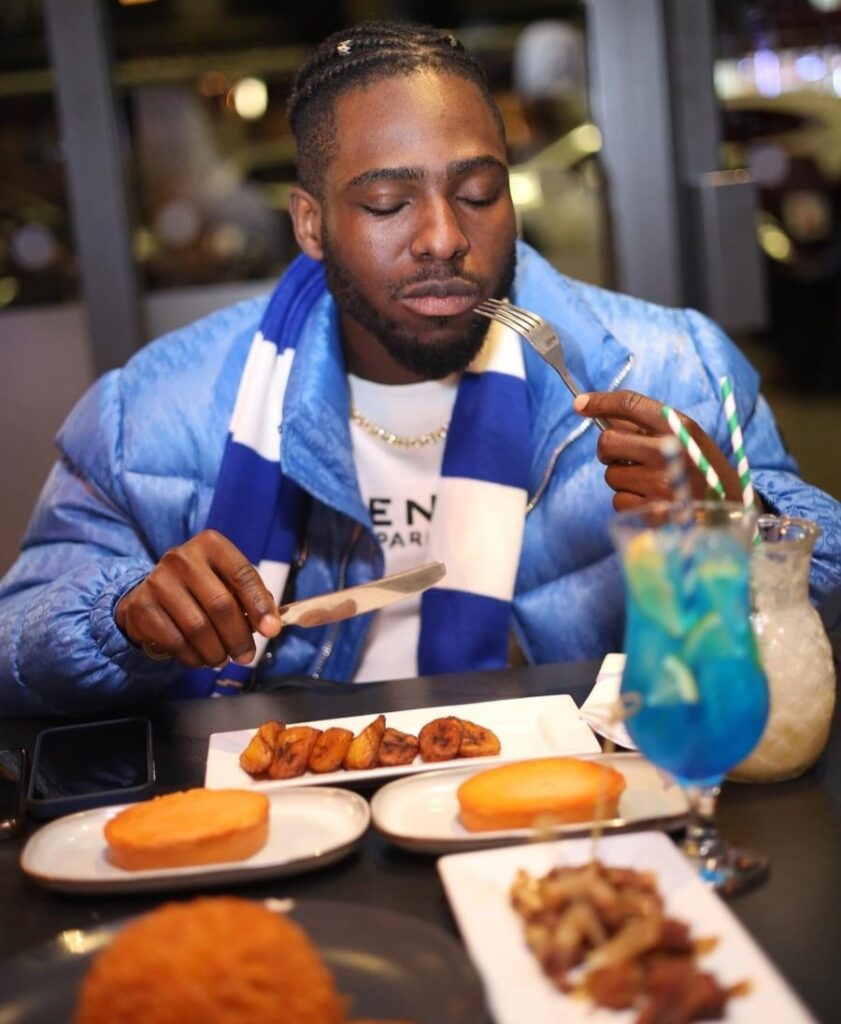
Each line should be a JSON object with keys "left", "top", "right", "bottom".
{"left": 287, "top": 20, "right": 505, "bottom": 197}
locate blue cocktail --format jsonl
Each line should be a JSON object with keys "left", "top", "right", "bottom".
{"left": 611, "top": 501, "right": 769, "bottom": 894}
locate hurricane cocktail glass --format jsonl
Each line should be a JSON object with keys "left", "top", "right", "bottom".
{"left": 611, "top": 501, "right": 769, "bottom": 895}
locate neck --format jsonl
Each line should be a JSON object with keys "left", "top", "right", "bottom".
{"left": 339, "top": 311, "right": 429, "bottom": 385}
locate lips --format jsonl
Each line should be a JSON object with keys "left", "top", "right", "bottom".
{"left": 398, "top": 279, "right": 480, "bottom": 318}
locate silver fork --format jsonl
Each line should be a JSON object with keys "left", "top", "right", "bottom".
{"left": 475, "top": 298, "right": 609, "bottom": 431}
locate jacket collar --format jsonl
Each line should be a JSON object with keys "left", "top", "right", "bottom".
{"left": 280, "top": 291, "right": 370, "bottom": 526}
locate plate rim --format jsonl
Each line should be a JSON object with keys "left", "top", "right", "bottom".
{"left": 18, "top": 786, "right": 371, "bottom": 895}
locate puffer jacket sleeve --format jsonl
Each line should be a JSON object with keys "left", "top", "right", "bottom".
{"left": 683, "top": 308, "right": 841, "bottom": 607}
{"left": 0, "top": 371, "right": 181, "bottom": 716}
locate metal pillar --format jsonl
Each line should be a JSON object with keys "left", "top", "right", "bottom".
{"left": 587, "top": 0, "right": 766, "bottom": 331}
{"left": 587, "top": 0, "right": 683, "bottom": 307}
{"left": 44, "top": 0, "right": 144, "bottom": 372}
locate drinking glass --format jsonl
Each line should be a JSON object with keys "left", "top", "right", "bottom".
{"left": 610, "top": 501, "right": 770, "bottom": 895}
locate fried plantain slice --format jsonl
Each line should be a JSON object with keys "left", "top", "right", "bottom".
{"left": 308, "top": 727, "right": 354, "bottom": 774}
{"left": 378, "top": 727, "right": 420, "bottom": 767}
{"left": 267, "top": 725, "right": 322, "bottom": 779}
{"left": 257, "top": 720, "right": 286, "bottom": 747}
{"left": 418, "top": 716, "right": 463, "bottom": 762}
{"left": 343, "top": 714, "right": 386, "bottom": 771}
{"left": 457, "top": 718, "right": 502, "bottom": 758}
{"left": 238, "top": 720, "right": 285, "bottom": 776}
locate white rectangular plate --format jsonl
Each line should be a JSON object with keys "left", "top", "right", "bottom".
{"left": 371, "top": 753, "right": 687, "bottom": 853}
{"left": 580, "top": 652, "right": 635, "bottom": 749}
{"left": 438, "top": 831, "right": 816, "bottom": 1024}
{"left": 205, "top": 694, "right": 601, "bottom": 790}
{"left": 20, "top": 787, "right": 370, "bottom": 895}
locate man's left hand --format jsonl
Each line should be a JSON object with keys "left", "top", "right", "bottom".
{"left": 573, "top": 389, "right": 750, "bottom": 512}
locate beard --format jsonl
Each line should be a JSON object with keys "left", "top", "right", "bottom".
{"left": 321, "top": 234, "right": 517, "bottom": 379}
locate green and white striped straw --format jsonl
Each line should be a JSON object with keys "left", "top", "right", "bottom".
{"left": 719, "top": 375, "right": 756, "bottom": 510}
{"left": 660, "top": 406, "right": 726, "bottom": 498}
{"left": 660, "top": 434, "right": 693, "bottom": 521}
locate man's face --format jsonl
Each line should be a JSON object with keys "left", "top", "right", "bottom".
{"left": 311, "top": 71, "right": 517, "bottom": 382}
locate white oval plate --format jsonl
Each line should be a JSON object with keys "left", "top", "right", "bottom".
{"left": 20, "top": 787, "right": 369, "bottom": 894}
{"left": 370, "top": 753, "right": 687, "bottom": 853}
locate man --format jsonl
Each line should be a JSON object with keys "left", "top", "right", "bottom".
{"left": 1, "top": 22, "right": 839, "bottom": 715}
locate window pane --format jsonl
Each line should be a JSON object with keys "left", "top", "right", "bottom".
{"left": 0, "top": 0, "right": 77, "bottom": 308}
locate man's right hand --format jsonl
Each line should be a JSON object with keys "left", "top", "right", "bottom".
{"left": 115, "top": 530, "right": 282, "bottom": 668}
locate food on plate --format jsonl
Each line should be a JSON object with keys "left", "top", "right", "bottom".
{"left": 344, "top": 714, "right": 387, "bottom": 771}
{"left": 268, "top": 726, "right": 323, "bottom": 780}
{"left": 309, "top": 727, "right": 355, "bottom": 774}
{"left": 418, "top": 716, "right": 463, "bottom": 761}
{"left": 458, "top": 718, "right": 502, "bottom": 758}
{"left": 103, "top": 789, "right": 269, "bottom": 871}
{"left": 510, "top": 861, "right": 746, "bottom": 1024}
{"left": 239, "top": 720, "right": 286, "bottom": 775}
{"left": 73, "top": 896, "right": 347, "bottom": 1024}
{"left": 237, "top": 712, "right": 502, "bottom": 779}
{"left": 456, "top": 757, "right": 626, "bottom": 832}
{"left": 378, "top": 727, "right": 421, "bottom": 767}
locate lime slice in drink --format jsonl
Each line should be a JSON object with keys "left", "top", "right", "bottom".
{"left": 650, "top": 654, "right": 700, "bottom": 705}
{"left": 624, "top": 532, "right": 683, "bottom": 636}
{"left": 683, "top": 610, "right": 741, "bottom": 664}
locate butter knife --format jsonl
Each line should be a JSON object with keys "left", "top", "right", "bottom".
{"left": 278, "top": 561, "right": 446, "bottom": 628}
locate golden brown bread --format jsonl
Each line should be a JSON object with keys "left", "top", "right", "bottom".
{"left": 456, "top": 757, "right": 626, "bottom": 832}
{"left": 73, "top": 896, "right": 347, "bottom": 1024}
{"left": 103, "top": 788, "right": 269, "bottom": 871}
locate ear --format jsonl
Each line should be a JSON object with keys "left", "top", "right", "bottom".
{"left": 288, "top": 186, "right": 324, "bottom": 261}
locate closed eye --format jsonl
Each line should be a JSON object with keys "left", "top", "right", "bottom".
{"left": 362, "top": 203, "right": 407, "bottom": 217}
{"left": 459, "top": 192, "right": 501, "bottom": 208}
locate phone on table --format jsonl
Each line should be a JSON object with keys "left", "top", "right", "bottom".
{"left": 0, "top": 748, "right": 27, "bottom": 839}
{"left": 27, "top": 717, "right": 155, "bottom": 819}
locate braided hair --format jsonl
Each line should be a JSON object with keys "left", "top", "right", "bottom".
{"left": 287, "top": 21, "right": 505, "bottom": 197}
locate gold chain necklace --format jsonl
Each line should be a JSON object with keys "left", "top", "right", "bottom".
{"left": 350, "top": 407, "right": 449, "bottom": 448}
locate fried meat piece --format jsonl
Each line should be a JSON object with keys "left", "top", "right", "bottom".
{"left": 584, "top": 961, "right": 643, "bottom": 1009}
{"left": 418, "top": 716, "right": 463, "bottom": 761}
{"left": 238, "top": 720, "right": 285, "bottom": 776}
{"left": 267, "top": 726, "right": 322, "bottom": 779}
{"left": 378, "top": 727, "right": 420, "bottom": 767}
{"left": 456, "top": 718, "right": 501, "bottom": 758}
{"left": 73, "top": 896, "right": 347, "bottom": 1024}
{"left": 308, "top": 727, "right": 354, "bottom": 774}
{"left": 638, "top": 956, "right": 731, "bottom": 1024}
{"left": 343, "top": 715, "right": 387, "bottom": 771}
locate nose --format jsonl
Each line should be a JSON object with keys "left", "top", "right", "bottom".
{"left": 410, "top": 196, "right": 469, "bottom": 261}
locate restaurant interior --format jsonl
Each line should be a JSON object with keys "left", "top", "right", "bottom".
{"left": 1, "top": 1, "right": 840, "bottom": 1022}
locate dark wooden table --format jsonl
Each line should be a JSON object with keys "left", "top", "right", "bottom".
{"left": 1, "top": 659, "right": 839, "bottom": 1022}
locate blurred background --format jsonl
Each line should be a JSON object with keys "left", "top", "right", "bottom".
{"left": 0, "top": 0, "right": 839, "bottom": 572}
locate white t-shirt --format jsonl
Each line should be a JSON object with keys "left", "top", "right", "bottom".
{"left": 348, "top": 372, "right": 459, "bottom": 682}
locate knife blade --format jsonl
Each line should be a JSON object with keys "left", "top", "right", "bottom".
{"left": 277, "top": 561, "right": 446, "bottom": 629}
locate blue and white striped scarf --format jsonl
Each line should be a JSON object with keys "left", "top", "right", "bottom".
{"left": 178, "top": 256, "right": 531, "bottom": 696}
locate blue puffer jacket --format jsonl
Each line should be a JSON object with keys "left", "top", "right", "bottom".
{"left": 2, "top": 243, "right": 840, "bottom": 715}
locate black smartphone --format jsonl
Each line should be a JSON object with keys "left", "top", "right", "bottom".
{"left": 27, "top": 718, "right": 155, "bottom": 819}
{"left": 0, "top": 749, "right": 27, "bottom": 839}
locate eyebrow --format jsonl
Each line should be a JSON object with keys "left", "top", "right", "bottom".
{"left": 346, "top": 155, "right": 507, "bottom": 189}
